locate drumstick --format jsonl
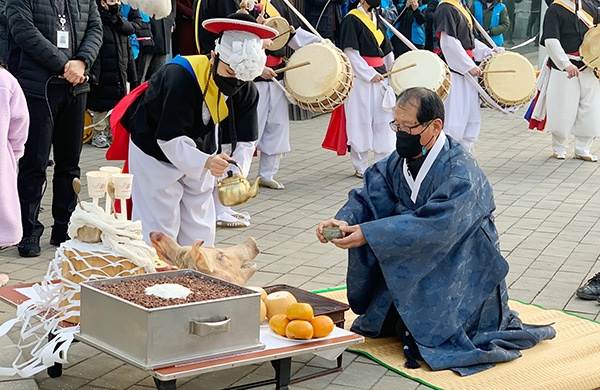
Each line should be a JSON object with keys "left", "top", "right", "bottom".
{"left": 271, "top": 28, "right": 295, "bottom": 42}
{"left": 381, "top": 63, "right": 417, "bottom": 78}
{"left": 274, "top": 61, "right": 311, "bottom": 74}
{"left": 482, "top": 69, "right": 517, "bottom": 74}
{"left": 579, "top": 56, "right": 600, "bottom": 70}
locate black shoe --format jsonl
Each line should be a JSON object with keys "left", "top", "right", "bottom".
{"left": 50, "top": 227, "right": 69, "bottom": 246}
{"left": 17, "top": 235, "right": 41, "bottom": 257}
{"left": 576, "top": 272, "right": 600, "bottom": 300}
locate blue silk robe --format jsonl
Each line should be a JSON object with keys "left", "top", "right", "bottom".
{"left": 336, "top": 136, "right": 556, "bottom": 375}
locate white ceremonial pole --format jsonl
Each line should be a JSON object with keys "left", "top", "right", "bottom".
{"left": 378, "top": 15, "right": 419, "bottom": 51}
{"left": 279, "top": 0, "right": 323, "bottom": 40}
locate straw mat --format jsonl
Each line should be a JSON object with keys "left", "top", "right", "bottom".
{"left": 318, "top": 288, "right": 600, "bottom": 390}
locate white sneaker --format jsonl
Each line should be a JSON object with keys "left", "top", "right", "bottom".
{"left": 91, "top": 134, "right": 110, "bottom": 148}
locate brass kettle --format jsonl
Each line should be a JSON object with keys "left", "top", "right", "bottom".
{"left": 217, "top": 161, "right": 261, "bottom": 207}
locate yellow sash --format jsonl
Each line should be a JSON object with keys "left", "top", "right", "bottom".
{"left": 183, "top": 55, "right": 229, "bottom": 123}
{"left": 439, "top": 0, "right": 473, "bottom": 28}
{"left": 258, "top": 0, "right": 281, "bottom": 17}
{"left": 554, "top": 0, "right": 594, "bottom": 28}
{"left": 348, "top": 8, "right": 384, "bottom": 46}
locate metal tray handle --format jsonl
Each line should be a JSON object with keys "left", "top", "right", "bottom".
{"left": 189, "top": 317, "right": 231, "bottom": 336}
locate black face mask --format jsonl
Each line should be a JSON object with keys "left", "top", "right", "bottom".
{"left": 395, "top": 131, "right": 425, "bottom": 159}
{"left": 107, "top": 3, "right": 120, "bottom": 15}
{"left": 366, "top": 0, "right": 381, "bottom": 11}
{"left": 212, "top": 57, "right": 246, "bottom": 96}
{"left": 213, "top": 73, "right": 246, "bottom": 96}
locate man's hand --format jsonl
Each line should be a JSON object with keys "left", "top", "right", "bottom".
{"left": 63, "top": 60, "right": 87, "bottom": 85}
{"left": 468, "top": 66, "right": 482, "bottom": 77}
{"left": 564, "top": 64, "right": 579, "bottom": 79}
{"left": 408, "top": 0, "right": 418, "bottom": 10}
{"left": 205, "top": 153, "right": 231, "bottom": 177}
{"left": 331, "top": 224, "right": 367, "bottom": 249}
{"left": 371, "top": 73, "right": 385, "bottom": 83}
{"left": 316, "top": 219, "right": 348, "bottom": 243}
{"left": 261, "top": 66, "right": 277, "bottom": 80}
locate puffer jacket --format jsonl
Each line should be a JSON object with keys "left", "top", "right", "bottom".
{"left": 5, "top": 0, "right": 102, "bottom": 97}
{"left": 87, "top": 6, "right": 136, "bottom": 112}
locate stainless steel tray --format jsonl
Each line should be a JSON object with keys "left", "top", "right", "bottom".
{"left": 79, "top": 269, "right": 264, "bottom": 370}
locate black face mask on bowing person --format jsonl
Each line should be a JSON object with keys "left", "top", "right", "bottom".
{"left": 395, "top": 121, "right": 436, "bottom": 159}
{"left": 396, "top": 131, "right": 425, "bottom": 159}
{"left": 212, "top": 55, "right": 247, "bottom": 97}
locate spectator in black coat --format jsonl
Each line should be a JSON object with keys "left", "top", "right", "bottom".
{"left": 87, "top": 0, "right": 138, "bottom": 148}
{"left": 137, "top": 0, "right": 175, "bottom": 82}
{"left": 424, "top": 0, "right": 438, "bottom": 51}
{"left": 6, "top": 0, "right": 102, "bottom": 257}
{"left": 304, "top": 0, "right": 348, "bottom": 42}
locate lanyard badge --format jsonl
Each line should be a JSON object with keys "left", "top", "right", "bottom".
{"left": 57, "top": 14, "right": 69, "bottom": 49}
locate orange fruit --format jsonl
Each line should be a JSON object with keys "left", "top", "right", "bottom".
{"left": 269, "top": 314, "right": 290, "bottom": 336}
{"left": 285, "top": 320, "right": 314, "bottom": 340}
{"left": 285, "top": 302, "right": 314, "bottom": 321}
{"left": 310, "top": 315, "right": 335, "bottom": 338}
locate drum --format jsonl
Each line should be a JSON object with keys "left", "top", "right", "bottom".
{"left": 479, "top": 51, "right": 536, "bottom": 110}
{"left": 580, "top": 25, "right": 600, "bottom": 71}
{"left": 284, "top": 41, "right": 354, "bottom": 113}
{"left": 388, "top": 50, "right": 451, "bottom": 100}
{"left": 265, "top": 17, "right": 292, "bottom": 51}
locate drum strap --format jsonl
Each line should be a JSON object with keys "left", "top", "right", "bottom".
{"left": 553, "top": 0, "right": 594, "bottom": 29}
{"left": 348, "top": 8, "right": 384, "bottom": 46}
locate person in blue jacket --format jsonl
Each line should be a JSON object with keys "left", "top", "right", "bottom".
{"left": 469, "top": 0, "right": 510, "bottom": 47}
{"left": 391, "top": 0, "right": 427, "bottom": 56}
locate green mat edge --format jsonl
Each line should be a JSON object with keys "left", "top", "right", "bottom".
{"left": 310, "top": 286, "right": 600, "bottom": 390}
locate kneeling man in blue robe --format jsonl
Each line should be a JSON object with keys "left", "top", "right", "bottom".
{"left": 317, "top": 87, "right": 556, "bottom": 376}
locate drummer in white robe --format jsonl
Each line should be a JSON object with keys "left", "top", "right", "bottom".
{"left": 540, "top": 0, "right": 600, "bottom": 161}
{"left": 340, "top": 0, "right": 396, "bottom": 178}
{"left": 119, "top": 14, "right": 277, "bottom": 245}
{"left": 254, "top": 0, "right": 320, "bottom": 190}
{"left": 434, "top": 0, "right": 494, "bottom": 153}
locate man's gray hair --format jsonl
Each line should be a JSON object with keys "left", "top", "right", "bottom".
{"left": 396, "top": 87, "right": 445, "bottom": 125}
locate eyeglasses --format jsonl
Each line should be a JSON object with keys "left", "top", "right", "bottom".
{"left": 389, "top": 120, "right": 433, "bottom": 135}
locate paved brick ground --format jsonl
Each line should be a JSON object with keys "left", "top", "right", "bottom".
{"left": 2, "top": 53, "right": 600, "bottom": 389}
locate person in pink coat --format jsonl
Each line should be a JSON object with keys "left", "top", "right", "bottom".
{"left": 0, "top": 62, "right": 29, "bottom": 248}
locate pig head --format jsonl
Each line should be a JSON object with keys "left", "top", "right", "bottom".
{"left": 149, "top": 231, "right": 259, "bottom": 285}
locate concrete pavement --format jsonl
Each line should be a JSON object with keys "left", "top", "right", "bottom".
{"left": 2, "top": 59, "right": 600, "bottom": 389}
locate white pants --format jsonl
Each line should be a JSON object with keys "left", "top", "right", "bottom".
{"left": 129, "top": 141, "right": 216, "bottom": 247}
{"left": 344, "top": 77, "right": 395, "bottom": 173}
{"left": 255, "top": 81, "right": 290, "bottom": 180}
{"left": 443, "top": 73, "right": 480, "bottom": 153}
{"left": 546, "top": 67, "right": 600, "bottom": 155}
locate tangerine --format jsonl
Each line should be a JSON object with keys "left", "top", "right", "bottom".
{"left": 310, "top": 315, "right": 335, "bottom": 338}
{"left": 269, "top": 314, "right": 290, "bottom": 336}
{"left": 285, "top": 320, "right": 314, "bottom": 340}
{"left": 285, "top": 302, "right": 314, "bottom": 321}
